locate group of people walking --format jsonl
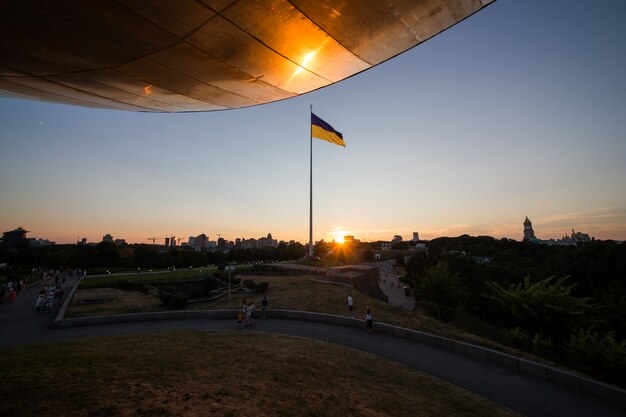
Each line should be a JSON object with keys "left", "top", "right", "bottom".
{"left": 0, "top": 277, "right": 27, "bottom": 303}
{"left": 237, "top": 295, "right": 268, "bottom": 328}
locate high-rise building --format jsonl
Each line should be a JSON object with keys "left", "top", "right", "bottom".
{"left": 102, "top": 234, "right": 113, "bottom": 242}
{"left": 195, "top": 233, "right": 208, "bottom": 248}
{"left": 164, "top": 237, "right": 170, "bottom": 247}
{"left": 412, "top": 232, "right": 420, "bottom": 242}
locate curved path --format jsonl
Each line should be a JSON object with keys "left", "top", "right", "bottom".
{"left": 1, "top": 274, "right": 624, "bottom": 417}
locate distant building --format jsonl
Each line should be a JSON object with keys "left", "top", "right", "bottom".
{"left": 77, "top": 238, "right": 87, "bottom": 245}
{"left": 392, "top": 235, "right": 403, "bottom": 244}
{"left": 344, "top": 235, "right": 356, "bottom": 243}
{"left": 523, "top": 216, "right": 592, "bottom": 246}
{"left": 164, "top": 237, "right": 170, "bottom": 247}
{"left": 523, "top": 217, "right": 538, "bottom": 242}
{"left": 114, "top": 239, "right": 127, "bottom": 246}
{"left": 2, "top": 227, "right": 29, "bottom": 248}
{"left": 28, "top": 238, "right": 55, "bottom": 247}
{"left": 571, "top": 230, "right": 591, "bottom": 243}
{"left": 188, "top": 236, "right": 196, "bottom": 246}
{"left": 102, "top": 234, "right": 114, "bottom": 243}
{"left": 412, "top": 232, "right": 419, "bottom": 242}
{"left": 472, "top": 256, "right": 493, "bottom": 264}
{"left": 195, "top": 233, "right": 208, "bottom": 248}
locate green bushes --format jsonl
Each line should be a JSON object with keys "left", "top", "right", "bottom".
{"left": 565, "top": 328, "right": 626, "bottom": 376}
{"left": 532, "top": 334, "right": 553, "bottom": 355}
{"left": 159, "top": 292, "right": 174, "bottom": 305}
{"left": 170, "top": 294, "right": 189, "bottom": 309}
{"left": 411, "top": 261, "right": 468, "bottom": 321}
{"left": 255, "top": 282, "right": 269, "bottom": 293}
{"left": 242, "top": 279, "right": 269, "bottom": 293}
{"left": 500, "top": 327, "right": 530, "bottom": 346}
{"left": 116, "top": 279, "right": 145, "bottom": 291}
{"left": 157, "top": 285, "right": 187, "bottom": 309}
{"left": 484, "top": 275, "right": 591, "bottom": 345}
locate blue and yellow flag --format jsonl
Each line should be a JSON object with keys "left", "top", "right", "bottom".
{"left": 311, "top": 113, "right": 345, "bottom": 147}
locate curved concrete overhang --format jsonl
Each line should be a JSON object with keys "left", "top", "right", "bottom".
{"left": 0, "top": 0, "right": 494, "bottom": 112}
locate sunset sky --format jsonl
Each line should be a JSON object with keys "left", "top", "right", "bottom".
{"left": 1, "top": 0, "right": 626, "bottom": 245}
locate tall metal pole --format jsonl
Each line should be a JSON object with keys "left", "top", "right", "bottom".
{"left": 309, "top": 104, "right": 313, "bottom": 257}
{"left": 228, "top": 266, "right": 231, "bottom": 302}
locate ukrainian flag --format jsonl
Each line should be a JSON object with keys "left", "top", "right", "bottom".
{"left": 311, "top": 113, "right": 346, "bottom": 147}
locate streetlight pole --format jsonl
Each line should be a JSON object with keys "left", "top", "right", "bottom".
{"left": 227, "top": 265, "right": 232, "bottom": 302}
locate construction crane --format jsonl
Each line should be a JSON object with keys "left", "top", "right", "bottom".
{"left": 147, "top": 236, "right": 168, "bottom": 245}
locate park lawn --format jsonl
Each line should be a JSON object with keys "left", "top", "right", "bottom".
{"left": 64, "top": 288, "right": 165, "bottom": 318}
{"left": 67, "top": 275, "right": 544, "bottom": 362}
{"left": 79, "top": 268, "right": 219, "bottom": 289}
{"left": 193, "top": 275, "right": 522, "bottom": 355}
{"left": 0, "top": 330, "right": 522, "bottom": 417}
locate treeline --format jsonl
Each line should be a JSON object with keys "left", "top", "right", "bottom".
{"left": 0, "top": 241, "right": 308, "bottom": 271}
{"left": 405, "top": 235, "right": 626, "bottom": 380}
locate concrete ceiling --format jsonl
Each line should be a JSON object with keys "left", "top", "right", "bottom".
{"left": 0, "top": 0, "right": 494, "bottom": 112}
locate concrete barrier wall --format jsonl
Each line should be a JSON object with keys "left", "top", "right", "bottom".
{"left": 52, "top": 308, "right": 626, "bottom": 408}
{"left": 52, "top": 274, "right": 83, "bottom": 324}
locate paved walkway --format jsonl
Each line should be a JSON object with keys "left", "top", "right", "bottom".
{"left": 1, "top": 274, "right": 624, "bottom": 417}
{"left": 375, "top": 260, "right": 415, "bottom": 310}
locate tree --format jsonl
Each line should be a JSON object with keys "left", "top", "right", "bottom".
{"left": 412, "top": 261, "right": 468, "bottom": 321}
{"left": 484, "top": 275, "right": 592, "bottom": 345}
{"left": 405, "top": 251, "right": 429, "bottom": 278}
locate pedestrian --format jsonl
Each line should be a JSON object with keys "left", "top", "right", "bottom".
{"left": 347, "top": 292, "right": 354, "bottom": 317}
{"left": 261, "top": 295, "right": 268, "bottom": 318}
{"left": 35, "top": 293, "right": 45, "bottom": 314}
{"left": 236, "top": 308, "right": 244, "bottom": 329}
{"left": 365, "top": 306, "right": 374, "bottom": 334}
{"left": 244, "top": 302, "right": 253, "bottom": 327}
{"left": 249, "top": 302, "right": 257, "bottom": 326}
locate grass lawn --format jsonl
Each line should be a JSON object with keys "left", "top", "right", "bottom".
{"left": 0, "top": 330, "right": 522, "bottom": 417}
{"left": 79, "top": 268, "right": 219, "bottom": 289}
{"left": 67, "top": 275, "right": 543, "bottom": 362}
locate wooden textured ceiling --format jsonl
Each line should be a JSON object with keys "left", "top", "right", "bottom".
{"left": 0, "top": 0, "right": 494, "bottom": 112}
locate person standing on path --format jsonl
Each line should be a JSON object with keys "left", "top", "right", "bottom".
{"left": 365, "top": 306, "right": 373, "bottom": 334}
{"left": 347, "top": 293, "right": 354, "bottom": 317}
{"left": 261, "top": 295, "right": 268, "bottom": 318}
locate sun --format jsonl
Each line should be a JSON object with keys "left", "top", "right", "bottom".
{"left": 331, "top": 230, "right": 346, "bottom": 244}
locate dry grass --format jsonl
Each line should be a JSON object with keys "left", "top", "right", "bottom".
{"left": 65, "top": 275, "right": 545, "bottom": 362}
{"left": 194, "top": 275, "right": 536, "bottom": 359}
{"left": 0, "top": 331, "right": 522, "bottom": 417}
{"left": 65, "top": 288, "right": 164, "bottom": 318}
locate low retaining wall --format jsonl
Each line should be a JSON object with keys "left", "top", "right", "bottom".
{"left": 51, "top": 308, "right": 626, "bottom": 409}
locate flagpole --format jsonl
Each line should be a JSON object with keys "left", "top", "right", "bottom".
{"left": 309, "top": 104, "right": 313, "bottom": 258}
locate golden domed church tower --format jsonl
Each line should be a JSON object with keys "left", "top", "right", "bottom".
{"left": 523, "top": 216, "right": 538, "bottom": 242}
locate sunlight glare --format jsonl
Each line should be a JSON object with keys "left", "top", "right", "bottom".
{"left": 293, "top": 51, "right": 318, "bottom": 76}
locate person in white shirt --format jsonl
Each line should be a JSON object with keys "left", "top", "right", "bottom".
{"left": 347, "top": 293, "right": 354, "bottom": 317}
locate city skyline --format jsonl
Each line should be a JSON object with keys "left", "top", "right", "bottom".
{"left": 2, "top": 0, "right": 626, "bottom": 245}
{"left": 1, "top": 214, "right": 610, "bottom": 246}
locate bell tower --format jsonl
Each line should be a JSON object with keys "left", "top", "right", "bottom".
{"left": 523, "top": 216, "right": 537, "bottom": 241}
